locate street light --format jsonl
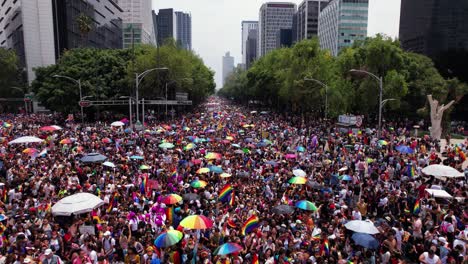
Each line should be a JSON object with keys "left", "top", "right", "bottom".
{"left": 135, "top": 67, "right": 168, "bottom": 123}
{"left": 11, "top": 86, "right": 28, "bottom": 113}
{"left": 304, "top": 77, "right": 329, "bottom": 119}
{"left": 349, "top": 69, "right": 383, "bottom": 138}
{"left": 120, "top": 96, "right": 134, "bottom": 128}
{"left": 165, "top": 78, "right": 193, "bottom": 116}
{"left": 53, "top": 75, "right": 83, "bottom": 124}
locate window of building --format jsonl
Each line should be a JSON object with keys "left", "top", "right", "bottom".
{"left": 95, "top": 9, "right": 105, "bottom": 19}
{"left": 1, "top": 0, "right": 6, "bottom": 7}
{"left": 105, "top": 6, "right": 114, "bottom": 15}
{"left": 5, "top": 7, "right": 12, "bottom": 15}
{"left": 3, "top": 23, "right": 9, "bottom": 30}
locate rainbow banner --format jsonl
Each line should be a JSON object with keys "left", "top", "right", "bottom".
{"left": 413, "top": 199, "right": 421, "bottom": 215}
{"left": 407, "top": 164, "right": 415, "bottom": 178}
{"left": 166, "top": 207, "right": 174, "bottom": 225}
{"left": 229, "top": 191, "right": 235, "bottom": 206}
{"left": 241, "top": 215, "right": 259, "bottom": 236}
{"left": 252, "top": 254, "right": 259, "bottom": 264}
{"left": 219, "top": 184, "right": 233, "bottom": 202}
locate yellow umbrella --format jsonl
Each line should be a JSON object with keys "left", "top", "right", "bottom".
{"left": 226, "top": 136, "right": 234, "bottom": 141}
{"left": 196, "top": 168, "right": 210, "bottom": 174}
{"left": 205, "top": 152, "right": 222, "bottom": 160}
{"left": 220, "top": 173, "right": 232, "bottom": 178}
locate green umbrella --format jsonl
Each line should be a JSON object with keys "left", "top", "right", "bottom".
{"left": 159, "top": 142, "right": 175, "bottom": 149}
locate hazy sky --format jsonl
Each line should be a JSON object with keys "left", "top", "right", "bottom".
{"left": 152, "top": 0, "right": 402, "bottom": 88}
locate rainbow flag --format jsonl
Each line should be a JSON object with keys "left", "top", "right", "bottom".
{"left": 323, "top": 239, "right": 330, "bottom": 256}
{"left": 413, "top": 200, "right": 420, "bottom": 215}
{"left": 140, "top": 174, "right": 148, "bottom": 195}
{"left": 241, "top": 215, "right": 259, "bottom": 236}
{"left": 281, "top": 193, "right": 291, "bottom": 205}
{"left": 407, "top": 164, "right": 415, "bottom": 178}
{"left": 171, "top": 170, "right": 178, "bottom": 179}
{"left": 2, "top": 189, "right": 7, "bottom": 203}
{"left": 166, "top": 207, "right": 174, "bottom": 225}
{"left": 91, "top": 210, "right": 101, "bottom": 224}
{"left": 107, "top": 192, "right": 117, "bottom": 213}
{"left": 252, "top": 254, "right": 259, "bottom": 264}
{"left": 219, "top": 184, "right": 233, "bottom": 202}
{"left": 229, "top": 191, "right": 235, "bottom": 206}
{"left": 227, "top": 219, "right": 236, "bottom": 228}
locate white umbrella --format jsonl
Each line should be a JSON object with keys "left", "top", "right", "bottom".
{"left": 8, "top": 136, "right": 43, "bottom": 144}
{"left": 425, "top": 189, "right": 453, "bottom": 199}
{"left": 344, "top": 220, "right": 380, "bottom": 234}
{"left": 293, "top": 169, "right": 306, "bottom": 177}
{"left": 421, "top": 164, "right": 464, "bottom": 178}
{"left": 338, "top": 166, "right": 348, "bottom": 172}
{"left": 103, "top": 161, "right": 116, "bottom": 168}
{"left": 52, "top": 193, "right": 104, "bottom": 216}
{"left": 111, "top": 121, "right": 125, "bottom": 127}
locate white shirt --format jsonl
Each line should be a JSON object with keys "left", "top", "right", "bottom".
{"left": 420, "top": 252, "right": 440, "bottom": 264}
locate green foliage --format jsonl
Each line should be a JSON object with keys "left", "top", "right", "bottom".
{"left": 0, "top": 48, "right": 24, "bottom": 97}
{"left": 76, "top": 13, "right": 93, "bottom": 38}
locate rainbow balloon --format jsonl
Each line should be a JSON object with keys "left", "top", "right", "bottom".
{"left": 241, "top": 215, "right": 259, "bottom": 236}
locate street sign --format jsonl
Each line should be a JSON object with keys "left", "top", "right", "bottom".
{"left": 79, "top": 100, "right": 92, "bottom": 107}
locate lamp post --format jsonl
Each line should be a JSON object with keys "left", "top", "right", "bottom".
{"left": 120, "top": 96, "right": 134, "bottom": 129}
{"left": 349, "top": 69, "right": 383, "bottom": 138}
{"left": 53, "top": 75, "right": 83, "bottom": 124}
{"left": 135, "top": 67, "right": 168, "bottom": 123}
{"left": 304, "top": 77, "right": 329, "bottom": 119}
{"left": 11, "top": 86, "right": 28, "bottom": 113}
{"left": 165, "top": 78, "right": 193, "bottom": 117}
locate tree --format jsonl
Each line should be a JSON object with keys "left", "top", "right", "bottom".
{"left": 0, "top": 48, "right": 24, "bottom": 97}
{"left": 427, "top": 95, "right": 454, "bottom": 140}
{"left": 76, "top": 13, "right": 93, "bottom": 41}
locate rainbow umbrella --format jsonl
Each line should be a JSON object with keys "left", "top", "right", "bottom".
{"left": 214, "top": 242, "right": 243, "bottom": 255}
{"left": 296, "top": 146, "right": 306, "bottom": 152}
{"left": 180, "top": 215, "right": 213, "bottom": 230}
{"left": 162, "top": 194, "right": 183, "bottom": 205}
{"left": 205, "top": 152, "right": 222, "bottom": 160}
{"left": 139, "top": 165, "right": 150, "bottom": 170}
{"left": 159, "top": 142, "right": 175, "bottom": 149}
{"left": 22, "top": 148, "right": 38, "bottom": 155}
{"left": 184, "top": 143, "right": 197, "bottom": 151}
{"left": 40, "top": 125, "right": 62, "bottom": 131}
{"left": 2, "top": 122, "right": 11, "bottom": 128}
{"left": 196, "top": 168, "right": 210, "bottom": 174}
{"left": 378, "top": 140, "right": 388, "bottom": 146}
{"left": 220, "top": 173, "right": 232, "bottom": 178}
{"left": 295, "top": 200, "right": 318, "bottom": 211}
{"left": 289, "top": 177, "right": 307, "bottom": 185}
{"left": 154, "top": 230, "right": 183, "bottom": 248}
{"left": 190, "top": 180, "right": 207, "bottom": 188}
{"left": 60, "top": 138, "right": 72, "bottom": 144}
{"left": 292, "top": 169, "right": 306, "bottom": 177}
{"left": 183, "top": 126, "right": 191, "bottom": 131}
{"left": 226, "top": 136, "right": 234, "bottom": 141}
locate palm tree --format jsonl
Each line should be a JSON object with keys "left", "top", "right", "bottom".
{"left": 76, "top": 13, "right": 93, "bottom": 43}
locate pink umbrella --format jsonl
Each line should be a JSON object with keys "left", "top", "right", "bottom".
{"left": 192, "top": 159, "right": 202, "bottom": 165}
{"left": 285, "top": 154, "right": 297, "bottom": 159}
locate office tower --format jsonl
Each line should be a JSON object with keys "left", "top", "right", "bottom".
{"left": 318, "top": 0, "right": 368, "bottom": 56}
{"left": 246, "top": 29, "right": 258, "bottom": 69}
{"left": 399, "top": 0, "right": 468, "bottom": 59}
{"left": 277, "top": 29, "right": 293, "bottom": 48}
{"left": 241, "top": 21, "right": 258, "bottom": 65}
{"left": 222, "top": 52, "right": 234, "bottom": 86}
{"left": 0, "top": 0, "right": 123, "bottom": 83}
{"left": 296, "top": 0, "right": 330, "bottom": 41}
{"left": 117, "top": 0, "right": 155, "bottom": 48}
{"left": 175, "top": 11, "right": 192, "bottom": 50}
{"left": 156, "top": 8, "right": 175, "bottom": 46}
{"left": 152, "top": 10, "right": 158, "bottom": 46}
{"left": 258, "top": 2, "right": 296, "bottom": 57}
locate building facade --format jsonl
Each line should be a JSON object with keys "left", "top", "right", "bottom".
{"left": 399, "top": 0, "right": 468, "bottom": 58}
{"left": 258, "top": 2, "right": 296, "bottom": 57}
{"left": 156, "top": 8, "right": 175, "bottom": 46}
{"left": 276, "top": 28, "right": 293, "bottom": 48}
{"left": 116, "top": 0, "right": 155, "bottom": 48}
{"left": 246, "top": 29, "right": 258, "bottom": 69}
{"left": 152, "top": 10, "right": 157, "bottom": 46}
{"left": 241, "top": 21, "right": 258, "bottom": 65}
{"left": 318, "top": 0, "right": 368, "bottom": 56}
{"left": 222, "top": 52, "right": 234, "bottom": 86}
{"left": 0, "top": 0, "right": 123, "bottom": 83}
{"left": 296, "top": 0, "right": 330, "bottom": 42}
{"left": 175, "top": 11, "right": 191, "bottom": 50}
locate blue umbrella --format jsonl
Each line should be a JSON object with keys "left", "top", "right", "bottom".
{"left": 80, "top": 153, "right": 108, "bottom": 163}
{"left": 351, "top": 233, "right": 379, "bottom": 249}
{"left": 396, "top": 145, "right": 414, "bottom": 154}
{"left": 130, "top": 155, "right": 144, "bottom": 160}
{"left": 256, "top": 142, "right": 268, "bottom": 148}
{"left": 341, "top": 175, "right": 352, "bottom": 181}
{"left": 209, "top": 166, "right": 223, "bottom": 174}
{"left": 0, "top": 214, "right": 8, "bottom": 221}
{"left": 245, "top": 138, "right": 254, "bottom": 143}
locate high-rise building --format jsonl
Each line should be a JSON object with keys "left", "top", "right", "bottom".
{"left": 0, "top": 0, "right": 123, "bottom": 83}
{"left": 258, "top": 2, "right": 296, "bottom": 57}
{"left": 399, "top": 0, "right": 468, "bottom": 58}
{"left": 296, "top": 0, "right": 330, "bottom": 42}
{"left": 175, "top": 11, "right": 192, "bottom": 50}
{"left": 241, "top": 21, "right": 258, "bottom": 65}
{"left": 116, "top": 0, "right": 155, "bottom": 48}
{"left": 156, "top": 8, "right": 175, "bottom": 46}
{"left": 277, "top": 29, "right": 293, "bottom": 48}
{"left": 246, "top": 29, "right": 258, "bottom": 69}
{"left": 222, "top": 52, "right": 234, "bottom": 86}
{"left": 318, "top": 0, "right": 368, "bottom": 56}
{"left": 152, "top": 10, "right": 158, "bottom": 46}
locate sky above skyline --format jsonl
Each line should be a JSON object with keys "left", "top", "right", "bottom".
{"left": 152, "top": 0, "right": 402, "bottom": 88}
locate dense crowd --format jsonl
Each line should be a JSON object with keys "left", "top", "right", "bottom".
{"left": 0, "top": 97, "right": 467, "bottom": 264}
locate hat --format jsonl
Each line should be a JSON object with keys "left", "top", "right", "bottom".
{"left": 296, "top": 220, "right": 302, "bottom": 224}
{"left": 44, "top": 249, "right": 53, "bottom": 255}
{"left": 104, "top": 231, "right": 111, "bottom": 236}
{"left": 438, "top": 237, "right": 448, "bottom": 245}
{"left": 146, "top": 246, "right": 154, "bottom": 252}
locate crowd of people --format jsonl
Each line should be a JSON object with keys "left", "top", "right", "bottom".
{"left": 0, "top": 97, "right": 467, "bottom": 264}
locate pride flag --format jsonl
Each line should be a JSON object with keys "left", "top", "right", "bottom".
{"left": 241, "top": 215, "right": 259, "bottom": 236}
{"left": 229, "top": 191, "right": 235, "bottom": 206}
{"left": 218, "top": 184, "right": 233, "bottom": 202}
{"left": 91, "top": 210, "right": 101, "bottom": 224}
{"left": 413, "top": 199, "right": 421, "bottom": 215}
{"left": 252, "top": 254, "right": 259, "bottom": 264}
{"left": 140, "top": 174, "right": 148, "bottom": 195}
{"left": 166, "top": 207, "right": 174, "bottom": 225}
{"left": 320, "top": 239, "right": 330, "bottom": 256}
{"left": 406, "top": 164, "right": 415, "bottom": 178}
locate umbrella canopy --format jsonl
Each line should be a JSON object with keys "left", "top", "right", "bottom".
{"left": 220, "top": 173, "right": 232, "bottom": 178}
{"left": 289, "top": 177, "right": 307, "bottom": 184}
{"left": 292, "top": 169, "right": 306, "bottom": 177}
{"left": 139, "top": 165, "right": 150, "bottom": 170}
{"left": 338, "top": 166, "right": 348, "bottom": 172}
{"left": 378, "top": 140, "right": 388, "bottom": 146}
{"left": 0, "top": 214, "right": 8, "bottom": 221}
{"left": 272, "top": 204, "right": 295, "bottom": 215}
{"left": 130, "top": 155, "right": 144, "bottom": 160}
{"left": 295, "top": 200, "right": 318, "bottom": 211}
{"left": 421, "top": 164, "right": 464, "bottom": 178}
{"left": 209, "top": 166, "right": 223, "bottom": 174}
{"left": 52, "top": 193, "right": 104, "bottom": 216}
{"left": 111, "top": 121, "right": 125, "bottom": 127}
{"left": 285, "top": 154, "right": 296, "bottom": 159}
{"left": 159, "top": 142, "right": 175, "bottom": 149}
{"left": 395, "top": 145, "right": 414, "bottom": 154}
{"left": 184, "top": 143, "right": 197, "bottom": 151}
{"left": 8, "top": 136, "right": 43, "bottom": 144}
{"left": 191, "top": 180, "right": 207, "bottom": 188}
{"left": 182, "top": 193, "right": 200, "bottom": 201}
{"left": 162, "top": 194, "right": 183, "bottom": 205}
{"left": 196, "top": 168, "right": 210, "bottom": 174}
{"left": 81, "top": 153, "right": 107, "bottom": 163}
{"left": 101, "top": 138, "right": 113, "bottom": 143}
{"left": 102, "top": 161, "right": 116, "bottom": 168}
{"left": 425, "top": 189, "right": 453, "bottom": 199}
{"left": 345, "top": 220, "right": 380, "bottom": 234}
{"left": 296, "top": 146, "right": 306, "bottom": 152}
{"left": 341, "top": 175, "right": 352, "bottom": 181}
{"left": 59, "top": 138, "right": 73, "bottom": 144}
{"left": 22, "top": 148, "right": 38, "bottom": 155}
{"left": 352, "top": 233, "right": 379, "bottom": 249}
{"left": 40, "top": 125, "right": 62, "bottom": 131}
{"left": 214, "top": 243, "right": 243, "bottom": 255}
{"left": 205, "top": 152, "right": 222, "bottom": 160}
{"left": 154, "top": 230, "right": 183, "bottom": 248}
{"left": 180, "top": 215, "right": 213, "bottom": 230}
